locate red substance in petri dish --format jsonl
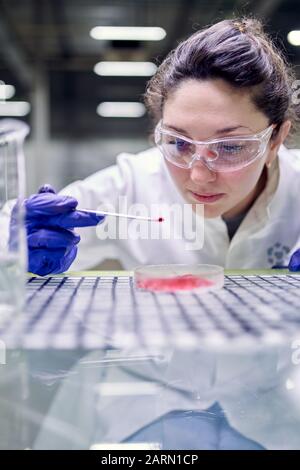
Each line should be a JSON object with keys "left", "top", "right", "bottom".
{"left": 136, "top": 274, "right": 214, "bottom": 292}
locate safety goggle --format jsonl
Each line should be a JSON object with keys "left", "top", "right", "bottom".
{"left": 155, "top": 120, "right": 275, "bottom": 172}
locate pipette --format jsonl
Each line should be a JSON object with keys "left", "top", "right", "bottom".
{"left": 78, "top": 208, "right": 164, "bottom": 223}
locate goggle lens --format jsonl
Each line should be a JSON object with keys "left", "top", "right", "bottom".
{"left": 155, "top": 124, "right": 273, "bottom": 172}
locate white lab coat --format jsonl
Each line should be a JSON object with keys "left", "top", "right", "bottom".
{"left": 59, "top": 145, "right": 300, "bottom": 271}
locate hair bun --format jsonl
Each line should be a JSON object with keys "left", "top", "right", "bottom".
{"left": 233, "top": 21, "right": 246, "bottom": 33}
{"left": 232, "top": 18, "right": 265, "bottom": 36}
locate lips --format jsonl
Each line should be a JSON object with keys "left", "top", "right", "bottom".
{"left": 190, "top": 191, "right": 225, "bottom": 203}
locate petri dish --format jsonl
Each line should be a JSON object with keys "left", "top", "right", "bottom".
{"left": 134, "top": 264, "right": 224, "bottom": 293}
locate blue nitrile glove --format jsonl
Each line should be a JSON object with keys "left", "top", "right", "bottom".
{"left": 288, "top": 249, "right": 300, "bottom": 272}
{"left": 10, "top": 184, "right": 105, "bottom": 276}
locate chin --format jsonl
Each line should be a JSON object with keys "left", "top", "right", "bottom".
{"left": 186, "top": 201, "right": 224, "bottom": 218}
{"left": 188, "top": 201, "right": 226, "bottom": 219}
{"left": 203, "top": 209, "right": 224, "bottom": 218}
{"left": 183, "top": 193, "right": 225, "bottom": 218}
{"left": 202, "top": 206, "right": 224, "bottom": 218}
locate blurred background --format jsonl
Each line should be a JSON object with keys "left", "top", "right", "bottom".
{"left": 0, "top": 0, "right": 300, "bottom": 195}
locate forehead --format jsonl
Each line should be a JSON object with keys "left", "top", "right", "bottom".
{"left": 162, "top": 78, "right": 267, "bottom": 137}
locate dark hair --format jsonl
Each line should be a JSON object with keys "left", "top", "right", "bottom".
{"left": 144, "top": 18, "right": 298, "bottom": 138}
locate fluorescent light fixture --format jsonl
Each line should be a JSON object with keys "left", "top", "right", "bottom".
{"left": 97, "top": 102, "right": 145, "bottom": 118}
{"left": 0, "top": 101, "right": 31, "bottom": 116}
{"left": 287, "top": 30, "right": 300, "bottom": 46}
{"left": 95, "top": 382, "right": 158, "bottom": 396}
{"left": 0, "top": 84, "right": 16, "bottom": 100}
{"left": 94, "top": 61, "right": 157, "bottom": 77}
{"left": 90, "top": 26, "right": 166, "bottom": 41}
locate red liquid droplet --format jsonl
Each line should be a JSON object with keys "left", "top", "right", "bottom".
{"left": 136, "top": 274, "right": 214, "bottom": 292}
{"left": 158, "top": 217, "right": 164, "bottom": 222}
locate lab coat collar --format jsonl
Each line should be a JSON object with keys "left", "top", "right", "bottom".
{"left": 266, "top": 145, "right": 296, "bottom": 220}
{"left": 248, "top": 149, "right": 280, "bottom": 224}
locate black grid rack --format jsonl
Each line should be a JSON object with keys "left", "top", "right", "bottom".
{"left": 1, "top": 274, "right": 300, "bottom": 349}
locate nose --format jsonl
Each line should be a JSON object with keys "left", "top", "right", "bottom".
{"left": 190, "top": 148, "right": 217, "bottom": 183}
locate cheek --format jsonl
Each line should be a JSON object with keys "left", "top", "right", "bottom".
{"left": 165, "top": 161, "right": 189, "bottom": 187}
{"left": 223, "top": 162, "right": 265, "bottom": 195}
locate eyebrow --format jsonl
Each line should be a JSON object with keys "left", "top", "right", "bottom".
{"left": 163, "top": 123, "right": 251, "bottom": 137}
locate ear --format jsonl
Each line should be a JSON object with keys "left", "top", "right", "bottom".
{"left": 266, "top": 120, "right": 291, "bottom": 166}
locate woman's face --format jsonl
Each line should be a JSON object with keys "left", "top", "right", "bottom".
{"left": 162, "top": 78, "right": 274, "bottom": 219}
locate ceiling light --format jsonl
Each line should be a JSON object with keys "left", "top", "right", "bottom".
{"left": 0, "top": 101, "right": 31, "bottom": 116}
{"left": 90, "top": 26, "right": 166, "bottom": 41}
{"left": 287, "top": 30, "right": 300, "bottom": 46}
{"left": 94, "top": 61, "right": 157, "bottom": 76}
{"left": 0, "top": 84, "right": 16, "bottom": 100}
{"left": 97, "top": 102, "right": 146, "bottom": 118}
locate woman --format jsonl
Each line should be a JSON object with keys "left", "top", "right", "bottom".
{"left": 22, "top": 18, "right": 300, "bottom": 275}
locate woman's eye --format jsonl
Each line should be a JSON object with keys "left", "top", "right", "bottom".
{"left": 174, "top": 138, "right": 190, "bottom": 152}
{"left": 166, "top": 136, "right": 191, "bottom": 152}
{"left": 220, "top": 143, "right": 244, "bottom": 154}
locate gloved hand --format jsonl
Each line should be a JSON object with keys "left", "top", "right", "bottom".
{"left": 288, "top": 249, "right": 300, "bottom": 272}
{"left": 10, "top": 184, "right": 105, "bottom": 276}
